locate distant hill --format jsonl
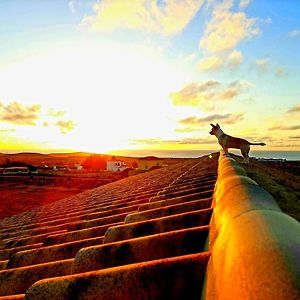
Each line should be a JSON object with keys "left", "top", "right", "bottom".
{"left": 0, "top": 151, "right": 187, "bottom": 168}
{"left": 0, "top": 152, "right": 91, "bottom": 167}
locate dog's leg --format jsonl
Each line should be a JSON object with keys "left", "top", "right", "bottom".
{"left": 245, "top": 146, "right": 250, "bottom": 164}
{"left": 241, "top": 145, "right": 250, "bottom": 164}
{"left": 242, "top": 157, "right": 249, "bottom": 164}
{"left": 223, "top": 147, "right": 230, "bottom": 156}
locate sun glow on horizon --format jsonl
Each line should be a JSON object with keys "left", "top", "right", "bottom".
{"left": 0, "top": 1, "right": 299, "bottom": 154}
{"left": 0, "top": 41, "right": 192, "bottom": 153}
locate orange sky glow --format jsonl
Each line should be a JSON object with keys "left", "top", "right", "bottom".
{"left": 0, "top": 1, "right": 299, "bottom": 155}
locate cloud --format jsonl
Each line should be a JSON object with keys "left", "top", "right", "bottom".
{"left": 197, "top": 56, "right": 223, "bottom": 71}
{"left": 170, "top": 80, "right": 251, "bottom": 110}
{"left": 275, "top": 67, "right": 286, "bottom": 78}
{"left": 68, "top": 0, "right": 76, "bottom": 13}
{"left": 289, "top": 136, "right": 300, "bottom": 140}
{"left": 220, "top": 80, "right": 251, "bottom": 99}
{"left": 0, "top": 128, "right": 16, "bottom": 132}
{"left": 198, "top": 50, "right": 243, "bottom": 71}
{"left": 228, "top": 50, "right": 243, "bottom": 66}
{"left": 179, "top": 137, "right": 216, "bottom": 145}
{"left": 239, "top": 0, "right": 251, "bottom": 9}
{"left": 254, "top": 58, "right": 287, "bottom": 78}
{"left": 175, "top": 127, "right": 201, "bottom": 133}
{"left": 182, "top": 53, "right": 199, "bottom": 65}
{"left": 81, "top": 0, "right": 204, "bottom": 36}
{"left": 170, "top": 80, "right": 220, "bottom": 107}
{"left": 269, "top": 125, "right": 300, "bottom": 131}
{"left": 288, "top": 30, "right": 300, "bottom": 38}
{"left": 287, "top": 104, "right": 300, "bottom": 113}
{"left": 199, "top": 0, "right": 259, "bottom": 53}
{"left": 55, "top": 120, "right": 76, "bottom": 134}
{"left": 255, "top": 57, "right": 270, "bottom": 71}
{"left": 0, "top": 102, "right": 41, "bottom": 125}
{"left": 197, "top": 1, "right": 257, "bottom": 72}
{"left": 47, "top": 109, "right": 66, "bottom": 117}
{"left": 131, "top": 137, "right": 216, "bottom": 146}
{"left": 178, "top": 113, "right": 244, "bottom": 129}
{"left": 130, "top": 138, "right": 168, "bottom": 145}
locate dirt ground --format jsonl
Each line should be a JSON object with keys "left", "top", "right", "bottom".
{"left": 0, "top": 182, "right": 84, "bottom": 219}
{"left": 1, "top": 153, "right": 298, "bottom": 222}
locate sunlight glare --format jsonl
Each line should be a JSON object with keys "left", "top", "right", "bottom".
{"left": 0, "top": 41, "right": 188, "bottom": 152}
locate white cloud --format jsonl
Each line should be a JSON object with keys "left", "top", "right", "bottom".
{"left": 288, "top": 30, "right": 300, "bottom": 37}
{"left": 55, "top": 120, "right": 76, "bottom": 134}
{"left": 239, "top": 0, "right": 251, "bottom": 9}
{"left": 275, "top": 67, "right": 286, "bottom": 78}
{"left": 287, "top": 104, "right": 300, "bottom": 114}
{"left": 199, "top": 1, "right": 259, "bottom": 53}
{"left": 255, "top": 57, "right": 270, "bottom": 72}
{"left": 197, "top": 56, "right": 223, "bottom": 71}
{"left": 254, "top": 58, "right": 287, "bottom": 77}
{"left": 131, "top": 137, "right": 216, "bottom": 145}
{"left": 47, "top": 109, "right": 66, "bottom": 117}
{"left": 170, "top": 79, "right": 251, "bottom": 111}
{"left": 0, "top": 101, "right": 41, "bottom": 126}
{"left": 81, "top": 0, "right": 204, "bottom": 36}
{"left": 228, "top": 50, "right": 243, "bottom": 66}
{"left": 68, "top": 0, "right": 76, "bottom": 13}
{"left": 196, "top": 0, "right": 259, "bottom": 73}
{"left": 178, "top": 113, "right": 244, "bottom": 126}
{"left": 255, "top": 58, "right": 269, "bottom": 66}
{"left": 197, "top": 50, "right": 243, "bottom": 72}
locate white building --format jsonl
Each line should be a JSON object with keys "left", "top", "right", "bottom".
{"left": 3, "top": 167, "right": 29, "bottom": 174}
{"left": 107, "top": 160, "right": 127, "bottom": 172}
{"left": 74, "top": 164, "right": 83, "bottom": 170}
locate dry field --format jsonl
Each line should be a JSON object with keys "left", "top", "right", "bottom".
{"left": 2, "top": 151, "right": 298, "bottom": 223}
{"left": 0, "top": 152, "right": 187, "bottom": 220}
{"left": 0, "top": 182, "right": 84, "bottom": 219}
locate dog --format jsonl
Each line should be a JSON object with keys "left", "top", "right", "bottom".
{"left": 210, "top": 123, "right": 266, "bottom": 163}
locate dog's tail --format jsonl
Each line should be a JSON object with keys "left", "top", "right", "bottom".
{"left": 249, "top": 142, "right": 266, "bottom": 146}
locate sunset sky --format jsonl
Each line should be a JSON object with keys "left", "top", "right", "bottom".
{"left": 0, "top": 0, "right": 299, "bottom": 155}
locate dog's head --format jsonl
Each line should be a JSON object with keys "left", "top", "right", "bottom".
{"left": 210, "top": 123, "right": 220, "bottom": 136}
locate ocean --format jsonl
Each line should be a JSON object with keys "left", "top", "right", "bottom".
{"left": 115, "top": 149, "right": 300, "bottom": 161}
{"left": 222, "top": 150, "right": 300, "bottom": 161}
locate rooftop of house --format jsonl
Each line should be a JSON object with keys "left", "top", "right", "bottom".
{"left": 0, "top": 152, "right": 299, "bottom": 299}
{"left": 0, "top": 153, "right": 218, "bottom": 298}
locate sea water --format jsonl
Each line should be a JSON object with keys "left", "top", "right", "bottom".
{"left": 117, "top": 149, "right": 300, "bottom": 161}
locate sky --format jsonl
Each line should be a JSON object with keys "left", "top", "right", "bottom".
{"left": 0, "top": 0, "right": 299, "bottom": 155}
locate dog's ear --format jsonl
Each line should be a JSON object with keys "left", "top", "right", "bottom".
{"left": 210, "top": 123, "right": 215, "bottom": 128}
{"left": 216, "top": 123, "right": 220, "bottom": 128}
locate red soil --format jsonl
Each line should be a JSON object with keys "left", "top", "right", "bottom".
{"left": 0, "top": 183, "right": 83, "bottom": 219}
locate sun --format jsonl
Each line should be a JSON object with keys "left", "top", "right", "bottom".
{"left": 0, "top": 40, "right": 188, "bottom": 153}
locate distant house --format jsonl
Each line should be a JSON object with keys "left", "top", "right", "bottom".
{"left": 255, "top": 158, "right": 287, "bottom": 163}
{"left": 0, "top": 162, "right": 38, "bottom": 174}
{"left": 138, "top": 156, "right": 165, "bottom": 171}
{"left": 53, "top": 166, "right": 69, "bottom": 171}
{"left": 76, "top": 164, "right": 83, "bottom": 170}
{"left": 107, "top": 160, "right": 127, "bottom": 172}
{"left": 72, "top": 164, "right": 83, "bottom": 170}
{"left": 3, "top": 167, "right": 29, "bottom": 175}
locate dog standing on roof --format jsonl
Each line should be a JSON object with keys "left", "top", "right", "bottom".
{"left": 210, "top": 123, "right": 266, "bottom": 164}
